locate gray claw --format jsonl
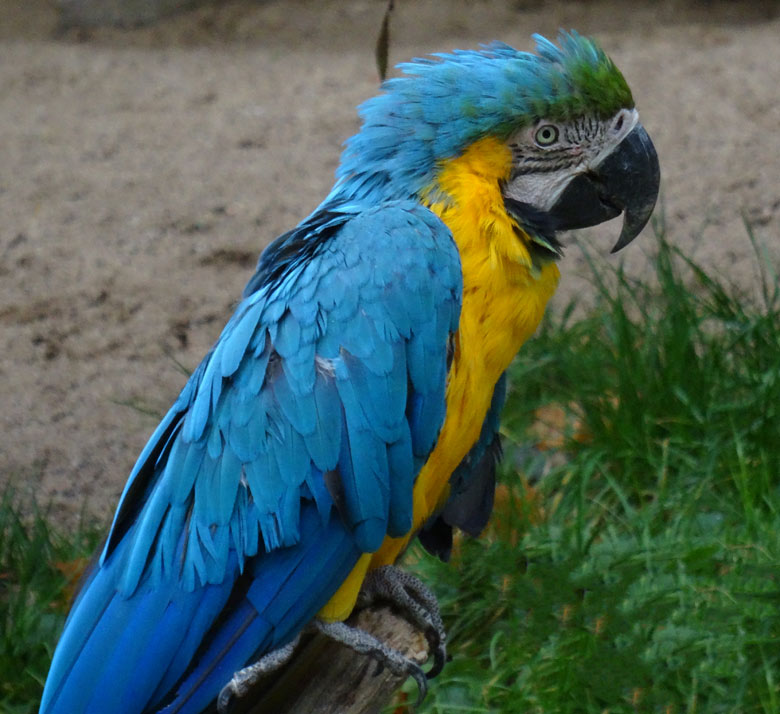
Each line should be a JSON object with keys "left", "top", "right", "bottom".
{"left": 314, "top": 619, "right": 428, "bottom": 705}
{"left": 217, "top": 635, "right": 301, "bottom": 713}
{"left": 360, "top": 565, "right": 447, "bottom": 680}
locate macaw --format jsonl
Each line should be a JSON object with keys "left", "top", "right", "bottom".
{"left": 41, "top": 32, "right": 659, "bottom": 714}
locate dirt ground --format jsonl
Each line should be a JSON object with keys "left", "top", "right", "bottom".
{"left": 1, "top": 0, "right": 778, "bottom": 524}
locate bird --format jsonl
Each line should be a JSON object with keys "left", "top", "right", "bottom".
{"left": 40, "top": 31, "right": 659, "bottom": 714}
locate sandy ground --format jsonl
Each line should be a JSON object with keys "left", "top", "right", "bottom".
{"left": 1, "top": 0, "right": 778, "bottom": 524}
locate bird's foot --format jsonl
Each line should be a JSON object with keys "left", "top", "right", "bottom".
{"left": 313, "top": 619, "right": 428, "bottom": 705}
{"left": 217, "top": 634, "right": 301, "bottom": 713}
{"left": 357, "top": 565, "right": 447, "bottom": 679}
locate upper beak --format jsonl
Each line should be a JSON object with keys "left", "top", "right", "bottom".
{"left": 548, "top": 123, "right": 660, "bottom": 253}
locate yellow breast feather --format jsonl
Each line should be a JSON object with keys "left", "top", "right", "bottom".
{"left": 320, "top": 137, "right": 559, "bottom": 621}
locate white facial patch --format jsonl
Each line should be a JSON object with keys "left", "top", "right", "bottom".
{"left": 504, "top": 108, "right": 639, "bottom": 211}
{"left": 504, "top": 170, "right": 578, "bottom": 212}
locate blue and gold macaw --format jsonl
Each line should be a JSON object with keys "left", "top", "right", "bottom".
{"left": 41, "top": 32, "right": 659, "bottom": 714}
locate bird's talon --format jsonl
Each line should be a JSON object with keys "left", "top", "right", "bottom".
{"left": 217, "top": 635, "right": 301, "bottom": 713}
{"left": 315, "top": 619, "right": 429, "bottom": 703}
{"left": 359, "top": 565, "right": 448, "bottom": 682}
{"left": 411, "top": 665, "right": 428, "bottom": 707}
{"left": 426, "top": 643, "right": 447, "bottom": 680}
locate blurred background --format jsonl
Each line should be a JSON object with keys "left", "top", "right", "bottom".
{"left": 1, "top": 0, "right": 777, "bottom": 521}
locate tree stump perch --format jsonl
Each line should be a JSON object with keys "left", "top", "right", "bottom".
{"left": 233, "top": 606, "right": 430, "bottom": 714}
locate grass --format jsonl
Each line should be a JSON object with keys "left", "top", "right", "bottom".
{"left": 0, "top": 491, "right": 101, "bottom": 713}
{"left": 402, "top": 220, "right": 780, "bottom": 713}
{"left": 2, "top": 220, "right": 778, "bottom": 713}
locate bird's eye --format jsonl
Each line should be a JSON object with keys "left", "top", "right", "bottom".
{"left": 534, "top": 124, "right": 559, "bottom": 147}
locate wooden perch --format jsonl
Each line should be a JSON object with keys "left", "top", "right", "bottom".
{"left": 234, "top": 606, "right": 430, "bottom": 714}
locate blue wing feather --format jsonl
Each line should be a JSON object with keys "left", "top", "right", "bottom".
{"left": 41, "top": 200, "right": 462, "bottom": 714}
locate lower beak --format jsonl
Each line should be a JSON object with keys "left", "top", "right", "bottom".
{"left": 548, "top": 123, "right": 660, "bottom": 253}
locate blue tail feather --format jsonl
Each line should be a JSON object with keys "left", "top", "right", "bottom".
{"left": 42, "top": 505, "right": 361, "bottom": 714}
{"left": 155, "top": 505, "right": 361, "bottom": 714}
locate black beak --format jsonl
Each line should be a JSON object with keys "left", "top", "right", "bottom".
{"left": 548, "top": 123, "right": 660, "bottom": 253}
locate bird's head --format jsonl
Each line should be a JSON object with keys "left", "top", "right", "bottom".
{"left": 497, "top": 34, "right": 660, "bottom": 253}
{"left": 335, "top": 32, "right": 659, "bottom": 253}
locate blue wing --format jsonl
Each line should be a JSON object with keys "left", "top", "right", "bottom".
{"left": 40, "top": 200, "right": 462, "bottom": 714}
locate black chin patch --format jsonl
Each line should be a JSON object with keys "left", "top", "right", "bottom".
{"left": 503, "top": 195, "right": 564, "bottom": 263}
